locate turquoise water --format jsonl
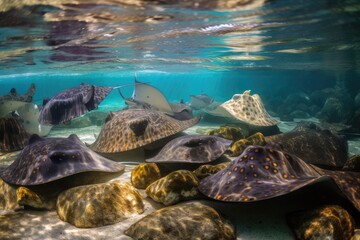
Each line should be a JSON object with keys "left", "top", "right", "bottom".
{"left": 1, "top": 1, "right": 360, "bottom": 239}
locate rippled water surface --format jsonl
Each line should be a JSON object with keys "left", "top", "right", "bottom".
{"left": 0, "top": 0, "right": 359, "bottom": 74}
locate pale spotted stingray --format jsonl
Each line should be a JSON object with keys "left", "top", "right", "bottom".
{"left": 0, "top": 134, "right": 125, "bottom": 186}
{"left": 146, "top": 135, "right": 232, "bottom": 163}
{"left": 90, "top": 109, "right": 200, "bottom": 153}
{"left": 208, "top": 90, "right": 279, "bottom": 126}
{"left": 198, "top": 145, "right": 360, "bottom": 211}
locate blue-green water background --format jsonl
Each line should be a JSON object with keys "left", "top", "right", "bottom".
{"left": 0, "top": 0, "right": 359, "bottom": 121}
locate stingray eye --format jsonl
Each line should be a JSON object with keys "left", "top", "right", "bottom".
{"left": 184, "top": 139, "right": 203, "bottom": 148}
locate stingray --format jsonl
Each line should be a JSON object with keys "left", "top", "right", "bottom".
{"left": 190, "top": 93, "right": 221, "bottom": 111}
{"left": 90, "top": 109, "right": 200, "bottom": 153}
{"left": 0, "top": 83, "right": 35, "bottom": 102}
{"left": 146, "top": 135, "right": 232, "bottom": 163}
{"left": 0, "top": 117, "right": 29, "bottom": 152}
{"left": 207, "top": 90, "right": 279, "bottom": 126}
{"left": 198, "top": 145, "right": 360, "bottom": 212}
{"left": 119, "top": 78, "right": 193, "bottom": 120}
{"left": 0, "top": 134, "right": 125, "bottom": 186}
{"left": 39, "top": 83, "right": 116, "bottom": 125}
{"left": 0, "top": 83, "right": 36, "bottom": 117}
{"left": 265, "top": 121, "right": 348, "bottom": 168}
{"left": 14, "top": 103, "right": 52, "bottom": 136}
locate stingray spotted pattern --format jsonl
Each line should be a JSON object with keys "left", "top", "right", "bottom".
{"left": 198, "top": 145, "right": 360, "bottom": 212}
{"left": 39, "top": 83, "right": 113, "bottom": 125}
{"left": 209, "top": 90, "right": 279, "bottom": 126}
{"left": 90, "top": 109, "right": 200, "bottom": 153}
{"left": 0, "top": 117, "right": 29, "bottom": 152}
{"left": 146, "top": 135, "right": 232, "bottom": 163}
{"left": 0, "top": 134, "right": 125, "bottom": 186}
{"left": 199, "top": 145, "right": 321, "bottom": 202}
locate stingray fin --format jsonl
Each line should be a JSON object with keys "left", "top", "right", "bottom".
{"left": 42, "top": 98, "right": 50, "bottom": 106}
{"left": 129, "top": 117, "right": 149, "bottom": 137}
{"left": 83, "top": 85, "right": 95, "bottom": 104}
{"left": 28, "top": 134, "right": 43, "bottom": 144}
{"left": 68, "top": 134, "right": 83, "bottom": 145}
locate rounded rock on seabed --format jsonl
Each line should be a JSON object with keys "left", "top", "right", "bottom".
{"left": 56, "top": 181, "right": 144, "bottom": 228}
{"left": 131, "top": 162, "right": 161, "bottom": 189}
{"left": 145, "top": 170, "right": 200, "bottom": 205}
{"left": 193, "top": 162, "right": 230, "bottom": 179}
{"left": 0, "top": 178, "right": 20, "bottom": 210}
{"left": 343, "top": 155, "right": 360, "bottom": 172}
{"left": 125, "top": 201, "right": 236, "bottom": 240}
{"left": 287, "top": 205, "right": 355, "bottom": 240}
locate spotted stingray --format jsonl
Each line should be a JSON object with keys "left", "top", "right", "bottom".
{"left": 90, "top": 109, "right": 200, "bottom": 153}
{"left": 0, "top": 134, "right": 125, "bottom": 186}
{"left": 198, "top": 145, "right": 360, "bottom": 211}
{"left": 0, "top": 117, "right": 29, "bottom": 152}
{"left": 146, "top": 135, "right": 232, "bottom": 163}
{"left": 38, "top": 83, "right": 114, "bottom": 125}
{"left": 208, "top": 90, "right": 279, "bottom": 126}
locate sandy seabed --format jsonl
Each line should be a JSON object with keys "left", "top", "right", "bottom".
{"left": 0, "top": 121, "right": 359, "bottom": 240}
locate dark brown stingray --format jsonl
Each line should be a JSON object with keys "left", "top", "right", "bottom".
{"left": 146, "top": 135, "right": 232, "bottom": 163}
{"left": 198, "top": 145, "right": 360, "bottom": 212}
{"left": 0, "top": 117, "right": 29, "bottom": 152}
{"left": 38, "top": 83, "right": 113, "bottom": 125}
{"left": 0, "top": 134, "right": 124, "bottom": 186}
{"left": 265, "top": 121, "right": 348, "bottom": 167}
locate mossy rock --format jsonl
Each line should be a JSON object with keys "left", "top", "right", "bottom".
{"left": 206, "top": 126, "right": 244, "bottom": 141}
{"left": 146, "top": 170, "right": 200, "bottom": 205}
{"left": 131, "top": 163, "right": 161, "bottom": 189}
{"left": 16, "top": 186, "right": 56, "bottom": 210}
{"left": 230, "top": 132, "right": 266, "bottom": 156}
{"left": 343, "top": 155, "right": 360, "bottom": 172}
{"left": 287, "top": 205, "right": 355, "bottom": 240}
{"left": 0, "top": 178, "right": 20, "bottom": 210}
{"left": 193, "top": 162, "right": 230, "bottom": 179}
{"left": 57, "top": 181, "right": 144, "bottom": 228}
{"left": 125, "top": 201, "right": 236, "bottom": 240}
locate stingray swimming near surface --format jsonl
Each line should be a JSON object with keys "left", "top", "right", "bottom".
{"left": 198, "top": 144, "right": 360, "bottom": 212}
{"left": 118, "top": 77, "right": 193, "bottom": 120}
{"left": 39, "top": 83, "right": 117, "bottom": 125}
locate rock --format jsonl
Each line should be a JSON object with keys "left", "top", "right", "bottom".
{"left": 193, "top": 162, "right": 230, "bottom": 179}
{"left": 145, "top": 170, "right": 200, "bottom": 205}
{"left": 287, "top": 205, "right": 355, "bottom": 240}
{"left": 351, "top": 229, "right": 360, "bottom": 240}
{"left": 317, "top": 97, "right": 345, "bottom": 123}
{"left": 57, "top": 181, "right": 144, "bottom": 228}
{"left": 229, "top": 132, "right": 266, "bottom": 156}
{"left": 206, "top": 126, "right": 244, "bottom": 141}
{"left": 131, "top": 163, "right": 161, "bottom": 189}
{"left": 0, "top": 178, "right": 20, "bottom": 210}
{"left": 125, "top": 201, "right": 236, "bottom": 240}
{"left": 343, "top": 155, "right": 360, "bottom": 172}
{"left": 16, "top": 187, "right": 56, "bottom": 210}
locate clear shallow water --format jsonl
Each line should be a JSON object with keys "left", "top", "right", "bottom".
{"left": 0, "top": 1, "right": 360, "bottom": 238}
